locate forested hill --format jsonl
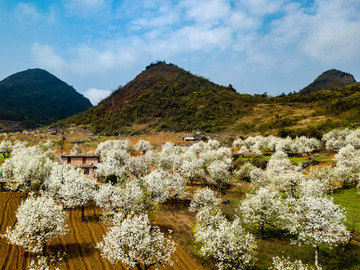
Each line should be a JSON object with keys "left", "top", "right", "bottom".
{"left": 299, "top": 69, "right": 357, "bottom": 95}
{"left": 57, "top": 62, "right": 360, "bottom": 138}
{"left": 59, "top": 62, "right": 262, "bottom": 134}
{"left": 0, "top": 68, "right": 92, "bottom": 129}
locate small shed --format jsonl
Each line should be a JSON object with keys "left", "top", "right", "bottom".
{"left": 183, "top": 137, "right": 196, "bottom": 141}
{"left": 60, "top": 155, "right": 100, "bottom": 178}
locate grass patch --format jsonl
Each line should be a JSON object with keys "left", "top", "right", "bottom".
{"left": 0, "top": 154, "right": 5, "bottom": 166}
{"left": 332, "top": 187, "right": 360, "bottom": 234}
{"left": 238, "top": 155, "right": 333, "bottom": 165}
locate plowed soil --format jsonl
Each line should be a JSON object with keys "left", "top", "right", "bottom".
{"left": 0, "top": 192, "right": 204, "bottom": 270}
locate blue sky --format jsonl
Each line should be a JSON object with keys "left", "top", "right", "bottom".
{"left": 1, "top": 0, "right": 359, "bottom": 105}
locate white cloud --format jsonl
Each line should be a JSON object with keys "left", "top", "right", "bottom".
{"left": 182, "top": 0, "right": 231, "bottom": 23}
{"left": 62, "top": 0, "right": 110, "bottom": 16}
{"left": 301, "top": 20, "right": 360, "bottom": 63}
{"left": 83, "top": 88, "right": 111, "bottom": 105}
{"left": 15, "top": 3, "right": 39, "bottom": 20}
{"left": 15, "top": 2, "right": 58, "bottom": 23}
{"left": 26, "top": 0, "right": 360, "bottom": 96}
{"left": 31, "top": 43, "right": 66, "bottom": 72}
{"left": 31, "top": 42, "right": 138, "bottom": 75}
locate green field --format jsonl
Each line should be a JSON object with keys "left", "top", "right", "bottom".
{"left": 332, "top": 187, "right": 360, "bottom": 234}
{"left": 238, "top": 155, "right": 333, "bottom": 165}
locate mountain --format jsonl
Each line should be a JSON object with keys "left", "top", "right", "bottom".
{"left": 0, "top": 68, "right": 92, "bottom": 130}
{"left": 58, "top": 64, "right": 360, "bottom": 138}
{"left": 58, "top": 62, "right": 262, "bottom": 135}
{"left": 300, "top": 69, "right": 357, "bottom": 94}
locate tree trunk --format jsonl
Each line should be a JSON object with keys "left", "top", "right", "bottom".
{"left": 42, "top": 240, "right": 47, "bottom": 256}
{"left": 315, "top": 245, "right": 319, "bottom": 269}
{"left": 81, "top": 205, "right": 85, "bottom": 221}
{"left": 261, "top": 223, "right": 265, "bottom": 239}
{"left": 135, "top": 263, "right": 143, "bottom": 270}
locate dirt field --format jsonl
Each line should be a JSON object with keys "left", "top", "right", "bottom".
{"left": 0, "top": 192, "right": 205, "bottom": 270}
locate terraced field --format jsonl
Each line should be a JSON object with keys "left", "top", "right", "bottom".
{"left": 0, "top": 192, "right": 204, "bottom": 270}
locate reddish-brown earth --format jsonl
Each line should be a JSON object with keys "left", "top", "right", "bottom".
{"left": 0, "top": 192, "right": 206, "bottom": 270}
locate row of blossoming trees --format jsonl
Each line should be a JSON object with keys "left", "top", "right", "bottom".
{"left": 0, "top": 128, "right": 360, "bottom": 269}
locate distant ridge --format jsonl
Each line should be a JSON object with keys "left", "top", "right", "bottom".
{"left": 300, "top": 69, "right": 356, "bottom": 94}
{"left": 0, "top": 68, "right": 92, "bottom": 130}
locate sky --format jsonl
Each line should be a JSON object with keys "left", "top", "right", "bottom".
{"left": 0, "top": 0, "right": 359, "bottom": 105}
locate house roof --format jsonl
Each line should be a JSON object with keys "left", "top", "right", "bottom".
{"left": 61, "top": 155, "right": 100, "bottom": 158}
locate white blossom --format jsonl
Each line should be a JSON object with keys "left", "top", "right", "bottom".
{"left": 271, "top": 256, "right": 315, "bottom": 270}
{"left": 189, "top": 187, "right": 218, "bottom": 212}
{"left": 3, "top": 194, "right": 68, "bottom": 255}
{"left": 144, "top": 169, "right": 188, "bottom": 203}
{"left": 1, "top": 144, "right": 55, "bottom": 192}
{"left": 238, "top": 187, "right": 289, "bottom": 238}
{"left": 96, "top": 213, "right": 176, "bottom": 270}
{"left": 96, "top": 140, "right": 132, "bottom": 158}
{"left": 286, "top": 196, "right": 350, "bottom": 268}
{"left": 233, "top": 138, "right": 245, "bottom": 148}
{"left": 135, "top": 140, "right": 151, "bottom": 154}
{"left": 95, "top": 181, "right": 147, "bottom": 218}
{"left": 0, "top": 140, "right": 12, "bottom": 157}
{"left": 194, "top": 207, "right": 257, "bottom": 270}
{"left": 70, "top": 144, "right": 83, "bottom": 155}
{"left": 322, "top": 128, "right": 351, "bottom": 151}
{"left": 43, "top": 163, "right": 96, "bottom": 220}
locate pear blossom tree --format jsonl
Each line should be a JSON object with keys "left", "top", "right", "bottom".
{"left": 270, "top": 170, "right": 305, "bottom": 198}
{"left": 144, "top": 169, "right": 188, "bottom": 203}
{"left": 2, "top": 194, "right": 69, "bottom": 256}
{"left": 305, "top": 166, "right": 338, "bottom": 193}
{"left": 322, "top": 128, "right": 351, "bottom": 151}
{"left": 298, "top": 178, "right": 328, "bottom": 198}
{"left": 194, "top": 207, "right": 257, "bottom": 270}
{"left": 96, "top": 213, "right": 176, "bottom": 270}
{"left": 189, "top": 187, "right": 219, "bottom": 212}
{"left": 178, "top": 150, "right": 204, "bottom": 184}
{"left": 164, "top": 171, "right": 188, "bottom": 202}
{"left": 232, "top": 138, "right": 245, "bottom": 148}
{"left": 271, "top": 256, "right": 314, "bottom": 270}
{"left": 291, "top": 136, "right": 321, "bottom": 156}
{"left": 266, "top": 151, "right": 299, "bottom": 176}
{"left": 1, "top": 144, "right": 55, "bottom": 192}
{"left": 333, "top": 144, "right": 360, "bottom": 187}
{"left": 0, "top": 140, "right": 12, "bottom": 158}
{"left": 125, "top": 155, "right": 151, "bottom": 177}
{"left": 238, "top": 187, "right": 289, "bottom": 239}
{"left": 238, "top": 145, "right": 250, "bottom": 156}
{"left": 286, "top": 196, "right": 350, "bottom": 268}
{"left": 207, "top": 159, "right": 231, "bottom": 194}
{"left": 344, "top": 128, "right": 360, "bottom": 149}
{"left": 43, "top": 163, "right": 96, "bottom": 221}
{"left": 96, "top": 139, "right": 133, "bottom": 157}
{"left": 95, "top": 148, "right": 130, "bottom": 183}
{"left": 70, "top": 143, "right": 83, "bottom": 155}
{"left": 143, "top": 170, "right": 170, "bottom": 203}
{"left": 136, "top": 140, "right": 151, "bottom": 154}
{"left": 95, "top": 181, "right": 148, "bottom": 220}
{"left": 235, "top": 162, "right": 257, "bottom": 182}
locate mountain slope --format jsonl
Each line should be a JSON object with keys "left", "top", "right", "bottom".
{"left": 300, "top": 69, "right": 356, "bottom": 94}
{"left": 58, "top": 64, "right": 360, "bottom": 138}
{"left": 59, "top": 62, "right": 262, "bottom": 134}
{"left": 0, "top": 68, "right": 92, "bottom": 129}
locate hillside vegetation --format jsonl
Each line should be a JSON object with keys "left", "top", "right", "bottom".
{"left": 58, "top": 62, "right": 263, "bottom": 135}
{"left": 0, "top": 68, "right": 92, "bottom": 129}
{"left": 57, "top": 62, "right": 360, "bottom": 137}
